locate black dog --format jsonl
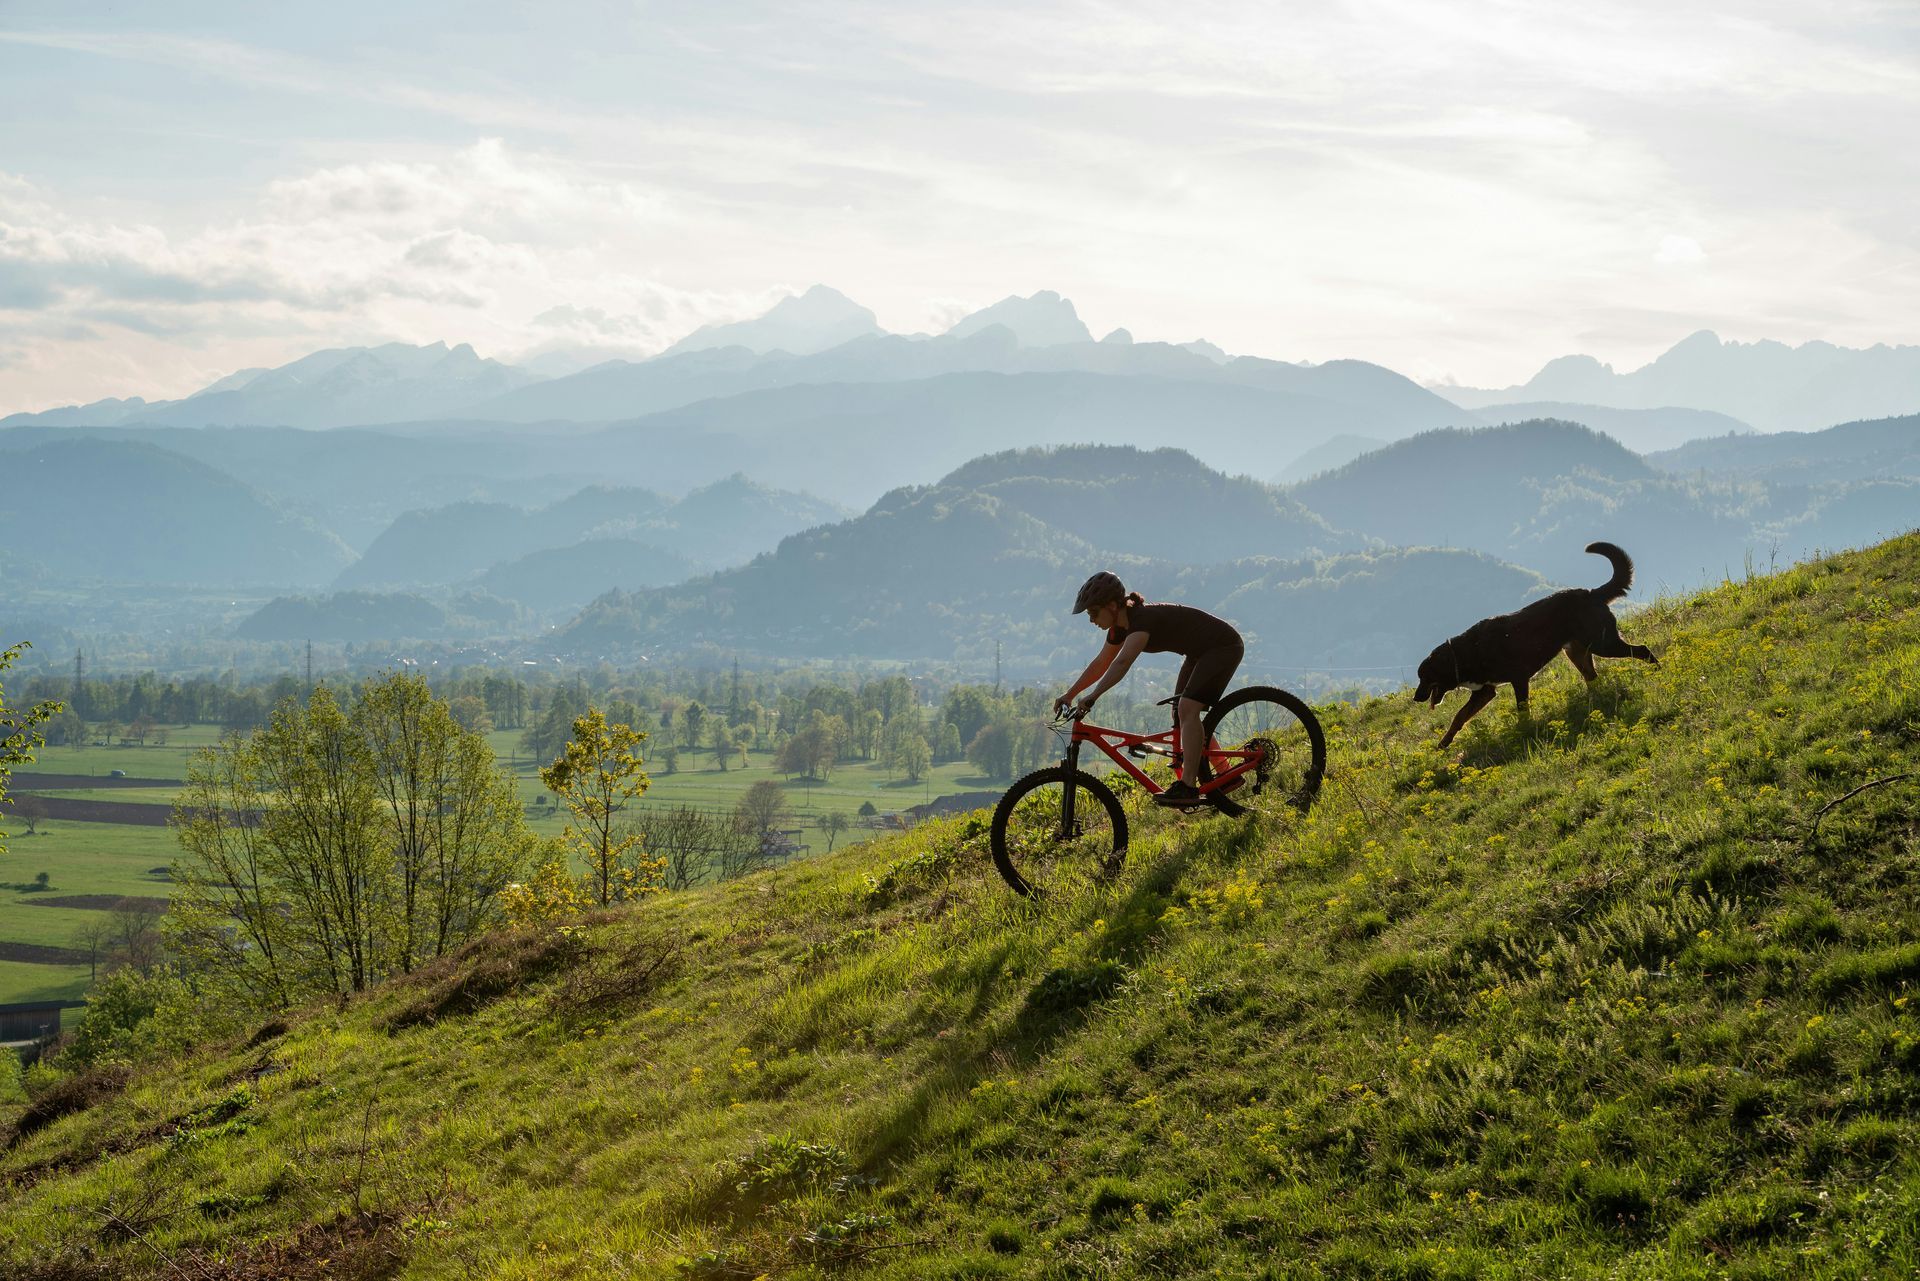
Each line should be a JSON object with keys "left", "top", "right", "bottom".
{"left": 1414, "top": 542, "right": 1659, "bottom": 747}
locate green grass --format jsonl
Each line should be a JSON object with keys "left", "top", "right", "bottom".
{"left": 0, "top": 959, "right": 90, "bottom": 1007}
{"left": 3, "top": 534, "right": 1919, "bottom": 1278}
{"left": 22, "top": 723, "right": 227, "bottom": 780}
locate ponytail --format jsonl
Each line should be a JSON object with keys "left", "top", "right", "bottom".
{"left": 1124, "top": 591, "right": 1144, "bottom": 609}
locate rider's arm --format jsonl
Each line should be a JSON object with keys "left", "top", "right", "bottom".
{"left": 1080, "top": 632, "right": 1150, "bottom": 705}
{"left": 1062, "top": 642, "right": 1121, "bottom": 706}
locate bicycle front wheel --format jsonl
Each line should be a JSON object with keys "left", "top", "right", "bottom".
{"left": 1199, "top": 686, "right": 1326, "bottom": 819}
{"left": 989, "top": 766, "right": 1129, "bottom": 898}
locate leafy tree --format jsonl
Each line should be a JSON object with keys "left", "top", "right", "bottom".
{"left": 243, "top": 687, "right": 385, "bottom": 994}
{"left": 72, "top": 917, "right": 112, "bottom": 982}
{"left": 881, "top": 717, "right": 931, "bottom": 782}
{"left": 0, "top": 639, "right": 63, "bottom": 859}
{"left": 168, "top": 732, "right": 292, "bottom": 1009}
{"left": 10, "top": 794, "right": 46, "bottom": 835}
{"left": 633, "top": 805, "right": 720, "bottom": 891}
{"left": 43, "top": 707, "right": 86, "bottom": 748}
{"left": 709, "top": 720, "right": 735, "bottom": 772}
{"left": 937, "top": 722, "right": 963, "bottom": 764}
{"left": 735, "top": 780, "right": 791, "bottom": 851}
{"left": 774, "top": 712, "right": 845, "bottom": 781}
{"left": 109, "top": 898, "right": 165, "bottom": 973}
{"left": 521, "top": 691, "right": 580, "bottom": 762}
{"left": 941, "top": 686, "right": 999, "bottom": 746}
{"left": 449, "top": 694, "right": 494, "bottom": 735}
{"left": 540, "top": 707, "right": 661, "bottom": 905}
{"left": 357, "top": 672, "right": 534, "bottom": 970}
{"left": 899, "top": 731, "right": 932, "bottom": 783}
{"left": 966, "top": 722, "right": 1016, "bottom": 779}
{"left": 855, "top": 709, "right": 884, "bottom": 761}
{"left": 682, "top": 701, "right": 707, "bottom": 751}
{"left": 819, "top": 810, "right": 851, "bottom": 852}
{"left": 170, "top": 679, "right": 535, "bottom": 1009}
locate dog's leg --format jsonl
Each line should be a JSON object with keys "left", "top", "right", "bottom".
{"left": 1512, "top": 678, "right": 1534, "bottom": 734}
{"left": 1564, "top": 644, "right": 1598, "bottom": 682}
{"left": 1587, "top": 615, "right": 1659, "bottom": 666}
{"left": 1438, "top": 686, "right": 1497, "bottom": 748}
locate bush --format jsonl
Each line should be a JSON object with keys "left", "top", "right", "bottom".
{"left": 60, "top": 968, "right": 198, "bottom": 1068}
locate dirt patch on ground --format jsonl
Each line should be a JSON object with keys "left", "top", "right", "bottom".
{"left": 5, "top": 1211, "right": 407, "bottom": 1281}
{"left": 4, "top": 1065, "right": 133, "bottom": 1149}
{"left": 21, "top": 895, "right": 169, "bottom": 913}
{"left": 0, "top": 941, "right": 91, "bottom": 965}
{"left": 379, "top": 929, "right": 581, "bottom": 1031}
{"left": 6, "top": 797, "right": 172, "bottom": 826}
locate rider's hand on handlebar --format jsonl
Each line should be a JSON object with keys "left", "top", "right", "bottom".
{"left": 1073, "top": 692, "right": 1099, "bottom": 719}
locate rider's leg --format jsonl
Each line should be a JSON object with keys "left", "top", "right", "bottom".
{"left": 1177, "top": 696, "right": 1207, "bottom": 780}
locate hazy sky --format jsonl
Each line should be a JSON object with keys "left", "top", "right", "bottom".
{"left": 2, "top": 0, "right": 1916, "bottom": 411}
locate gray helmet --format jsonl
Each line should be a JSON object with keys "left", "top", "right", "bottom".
{"left": 1072, "top": 571, "right": 1125, "bottom": 614}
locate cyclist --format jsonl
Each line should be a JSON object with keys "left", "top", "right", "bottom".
{"left": 1055, "top": 571, "right": 1244, "bottom": 808}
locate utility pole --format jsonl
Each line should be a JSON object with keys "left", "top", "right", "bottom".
{"left": 72, "top": 649, "right": 85, "bottom": 719}
{"left": 305, "top": 639, "right": 313, "bottom": 689}
{"left": 994, "top": 642, "right": 1002, "bottom": 695}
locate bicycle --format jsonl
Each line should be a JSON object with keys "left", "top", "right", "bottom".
{"left": 988, "top": 686, "right": 1327, "bottom": 897}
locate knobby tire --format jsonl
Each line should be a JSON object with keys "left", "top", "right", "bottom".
{"left": 989, "top": 765, "right": 1129, "bottom": 898}
{"left": 1198, "top": 685, "right": 1327, "bottom": 818}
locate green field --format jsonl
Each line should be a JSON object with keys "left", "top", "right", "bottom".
{"left": 2, "top": 726, "right": 1012, "bottom": 1006}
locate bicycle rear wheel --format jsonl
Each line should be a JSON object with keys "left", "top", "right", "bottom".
{"left": 1199, "top": 686, "right": 1326, "bottom": 819}
{"left": 989, "top": 766, "right": 1129, "bottom": 898}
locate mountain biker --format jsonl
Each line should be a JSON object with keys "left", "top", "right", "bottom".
{"left": 1055, "top": 571, "right": 1245, "bottom": 808}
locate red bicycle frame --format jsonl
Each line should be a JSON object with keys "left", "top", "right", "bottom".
{"left": 1059, "top": 710, "right": 1262, "bottom": 799}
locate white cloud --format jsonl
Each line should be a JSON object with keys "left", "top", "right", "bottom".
{"left": 3, "top": 3, "right": 1918, "bottom": 406}
{"left": 0, "top": 143, "right": 773, "bottom": 408}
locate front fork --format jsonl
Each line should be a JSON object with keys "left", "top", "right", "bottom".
{"left": 1061, "top": 739, "right": 1082, "bottom": 835}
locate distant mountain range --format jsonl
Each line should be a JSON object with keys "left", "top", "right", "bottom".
{"left": 9, "top": 293, "right": 1919, "bottom": 450}
{"left": 336, "top": 476, "right": 845, "bottom": 600}
{"left": 2, "top": 342, "right": 531, "bottom": 431}
{"left": 1436, "top": 331, "right": 1920, "bottom": 433}
{"left": 658, "top": 285, "right": 881, "bottom": 358}
{"left": 0, "top": 439, "right": 353, "bottom": 587}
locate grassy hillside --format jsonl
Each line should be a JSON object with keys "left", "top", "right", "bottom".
{"left": 4, "top": 534, "right": 1918, "bottom": 1278}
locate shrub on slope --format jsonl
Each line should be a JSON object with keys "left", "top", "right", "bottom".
{"left": 4, "top": 535, "right": 1919, "bottom": 1278}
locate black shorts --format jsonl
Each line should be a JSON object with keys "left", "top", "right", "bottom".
{"left": 1175, "top": 642, "right": 1243, "bottom": 707}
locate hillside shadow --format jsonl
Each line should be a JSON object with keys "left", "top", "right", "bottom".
{"left": 855, "top": 824, "right": 1229, "bottom": 1171}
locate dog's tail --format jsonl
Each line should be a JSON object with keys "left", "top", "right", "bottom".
{"left": 1586, "top": 541, "right": 1634, "bottom": 602}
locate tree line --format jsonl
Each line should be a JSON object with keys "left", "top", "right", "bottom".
{"left": 46, "top": 675, "right": 826, "bottom": 1068}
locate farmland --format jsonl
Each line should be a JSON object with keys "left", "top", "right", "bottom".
{"left": 1, "top": 717, "right": 1015, "bottom": 1008}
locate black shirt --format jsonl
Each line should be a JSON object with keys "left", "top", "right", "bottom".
{"left": 1107, "top": 603, "right": 1241, "bottom": 656}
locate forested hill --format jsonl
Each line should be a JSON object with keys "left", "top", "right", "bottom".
{"left": 552, "top": 445, "right": 1544, "bottom": 675}
{"left": 6, "top": 533, "right": 1917, "bottom": 1277}
{"left": 0, "top": 439, "right": 353, "bottom": 587}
